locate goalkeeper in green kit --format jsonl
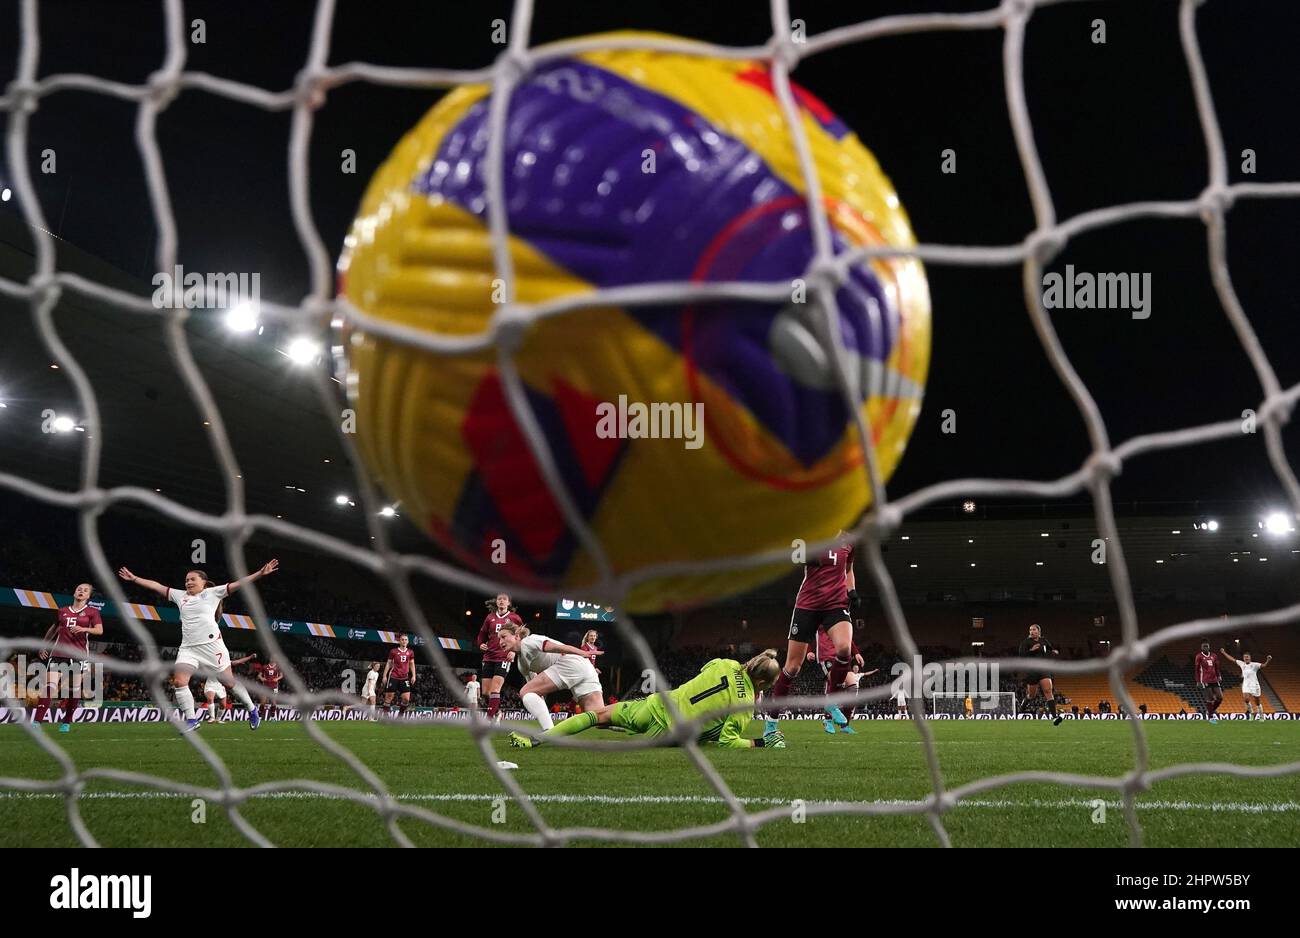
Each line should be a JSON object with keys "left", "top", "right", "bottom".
{"left": 509, "top": 650, "right": 786, "bottom": 749}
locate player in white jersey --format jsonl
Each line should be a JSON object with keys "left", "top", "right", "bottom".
{"left": 1220, "top": 648, "right": 1273, "bottom": 719}
{"left": 118, "top": 560, "right": 279, "bottom": 732}
{"left": 464, "top": 674, "right": 481, "bottom": 711}
{"left": 494, "top": 623, "right": 604, "bottom": 731}
{"left": 203, "top": 653, "right": 256, "bottom": 722}
{"left": 361, "top": 662, "right": 381, "bottom": 719}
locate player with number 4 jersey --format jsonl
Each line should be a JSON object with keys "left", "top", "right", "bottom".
{"left": 510, "top": 650, "right": 785, "bottom": 750}
{"left": 769, "top": 531, "right": 861, "bottom": 727}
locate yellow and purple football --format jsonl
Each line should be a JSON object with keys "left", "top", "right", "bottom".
{"left": 336, "top": 33, "right": 931, "bottom": 612}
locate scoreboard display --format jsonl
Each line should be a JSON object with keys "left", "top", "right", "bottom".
{"left": 555, "top": 598, "right": 617, "bottom": 622}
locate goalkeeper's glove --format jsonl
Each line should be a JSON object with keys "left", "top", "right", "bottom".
{"left": 848, "top": 589, "right": 861, "bottom": 610}
{"left": 757, "top": 729, "right": 786, "bottom": 749}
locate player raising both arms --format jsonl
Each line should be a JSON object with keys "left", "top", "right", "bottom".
{"left": 478, "top": 594, "right": 522, "bottom": 723}
{"left": 510, "top": 650, "right": 785, "bottom": 750}
{"left": 1220, "top": 648, "right": 1273, "bottom": 719}
{"left": 769, "top": 530, "right": 860, "bottom": 727}
{"left": 117, "top": 560, "right": 278, "bottom": 732}
{"left": 203, "top": 653, "right": 256, "bottom": 722}
{"left": 1019, "top": 623, "right": 1063, "bottom": 726}
{"left": 381, "top": 634, "right": 417, "bottom": 717}
{"left": 35, "top": 582, "right": 104, "bottom": 732}
{"left": 1194, "top": 640, "right": 1224, "bottom": 723}
{"left": 494, "top": 623, "right": 603, "bottom": 732}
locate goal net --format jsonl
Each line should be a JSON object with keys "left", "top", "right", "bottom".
{"left": 1, "top": 0, "right": 1299, "bottom": 850}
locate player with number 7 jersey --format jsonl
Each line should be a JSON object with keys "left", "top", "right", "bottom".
{"left": 117, "top": 560, "right": 279, "bottom": 733}
{"left": 509, "top": 650, "right": 786, "bottom": 749}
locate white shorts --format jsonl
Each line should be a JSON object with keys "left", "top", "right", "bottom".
{"left": 176, "top": 639, "right": 231, "bottom": 676}
{"left": 203, "top": 677, "right": 226, "bottom": 697}
{"left": 1241, "top": 682, "right": 1261, "bottom": 697}
{"left": 542, "top": 656, "right": 602, "bottom": 701}
{"left": 362, "top": 684, "right": 378, "bottom": 699}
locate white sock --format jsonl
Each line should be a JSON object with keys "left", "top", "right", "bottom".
{"left": 230, "top": 683, "right": 255, "bottom": 711}
{"left": 174, "top": 686, "right": 196, "bottom": 720}
{"left": 207, "top": 701, "right": 217, "bottom": 720}
{"left": 522, "top": 693, "right": 554, "bottom": 731}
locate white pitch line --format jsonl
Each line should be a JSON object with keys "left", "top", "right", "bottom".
{"left": 0, "top": 791, "right": 1297, "bottom": 813}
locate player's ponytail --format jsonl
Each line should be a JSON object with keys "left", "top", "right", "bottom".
{"left": 744, "top": 649, "right": 781, "bottom": 690}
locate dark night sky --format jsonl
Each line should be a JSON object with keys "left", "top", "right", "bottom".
{"left": 1, "top": 0, "right": 1297, "bottom": 518}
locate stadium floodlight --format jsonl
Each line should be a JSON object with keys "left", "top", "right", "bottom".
{"left": 379, "top": 505, "right": 397, "bottom": 517}
{"left": 285, "top": 336, "right": 321, "bottom": 365}
{"left": 961, "top": 499, "right": 976, "bottom": 513}
{"left": 334, "top": 494, "right": 350, "bottom": 506}
{"left": 0, "top": 401, "right": 7, "bottom": 408}
{"left": 1, "top": 188, "right": 10, "bottom": 202}
{"left": 225, "top": 301, "right": 258, "bottom": 333}
{"left": 52, "top": 415, "right": 75, "bottom": 433}
{"left": 1263, "top": 512, "right": 1292, "bottom": 535}
{"left": 1207, "top": 519, "right": 1219, "bottom": 531}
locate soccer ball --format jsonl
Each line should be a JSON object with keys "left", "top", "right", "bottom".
{"left": 336, "top": 32, "right": 931, "bottom": 612}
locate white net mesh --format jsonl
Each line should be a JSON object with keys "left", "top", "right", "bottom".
{"left": 2, "top": 0, "right": 1299, "bottom": 848}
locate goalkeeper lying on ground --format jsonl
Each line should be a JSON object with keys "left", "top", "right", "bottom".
{"left": 509, "top": 649, "right": 786, "bottom": 749}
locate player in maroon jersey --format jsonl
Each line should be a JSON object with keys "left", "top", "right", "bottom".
{"left": 581, "top": 629, "right": 602, "bottom": 674}
{"left": 35, "top": 583, "right": 104, "bottom": 732}
{"left": 249, "top": 658, "right": 284, "bottom": 720}
{"left": 478, "top": 593, "right": 521, "bottom": 722}
{"left": 806, "top": 627, "right": 875, "bottom": 734}
{"left": 381, "top": 633, "right": 418, "bottom": 716}
{"left": 767, "top": 532, "right": 861, "bottom": 730}
{"left": 1193, "top": 640, "right": 1225, "bottom": 723}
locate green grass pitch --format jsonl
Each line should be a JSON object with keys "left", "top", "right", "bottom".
{"left": 2, "top": 719, "right": 1297, "bottom": 847}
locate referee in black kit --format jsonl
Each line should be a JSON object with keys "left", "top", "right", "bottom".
{"left": 1020, "top": 623, "right": 1063, "bottom": 726}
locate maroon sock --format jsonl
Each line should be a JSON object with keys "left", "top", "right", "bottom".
{"left": 772, "top": 668, "right": 795, "bottom": 700}
{"left": 399, "top": 701, "right": 409, "bottom": 715}
{"left": 827, "top": 657, "right": 852, "bottom": 697}
{"left": 63, "top": 697, "right": 76, "bottom": 723}
{"left": 32, "top": 697, "right": 47, "bottom": 722}
{"left": 487, "top": 694, "right": 501, "bottom": 719}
